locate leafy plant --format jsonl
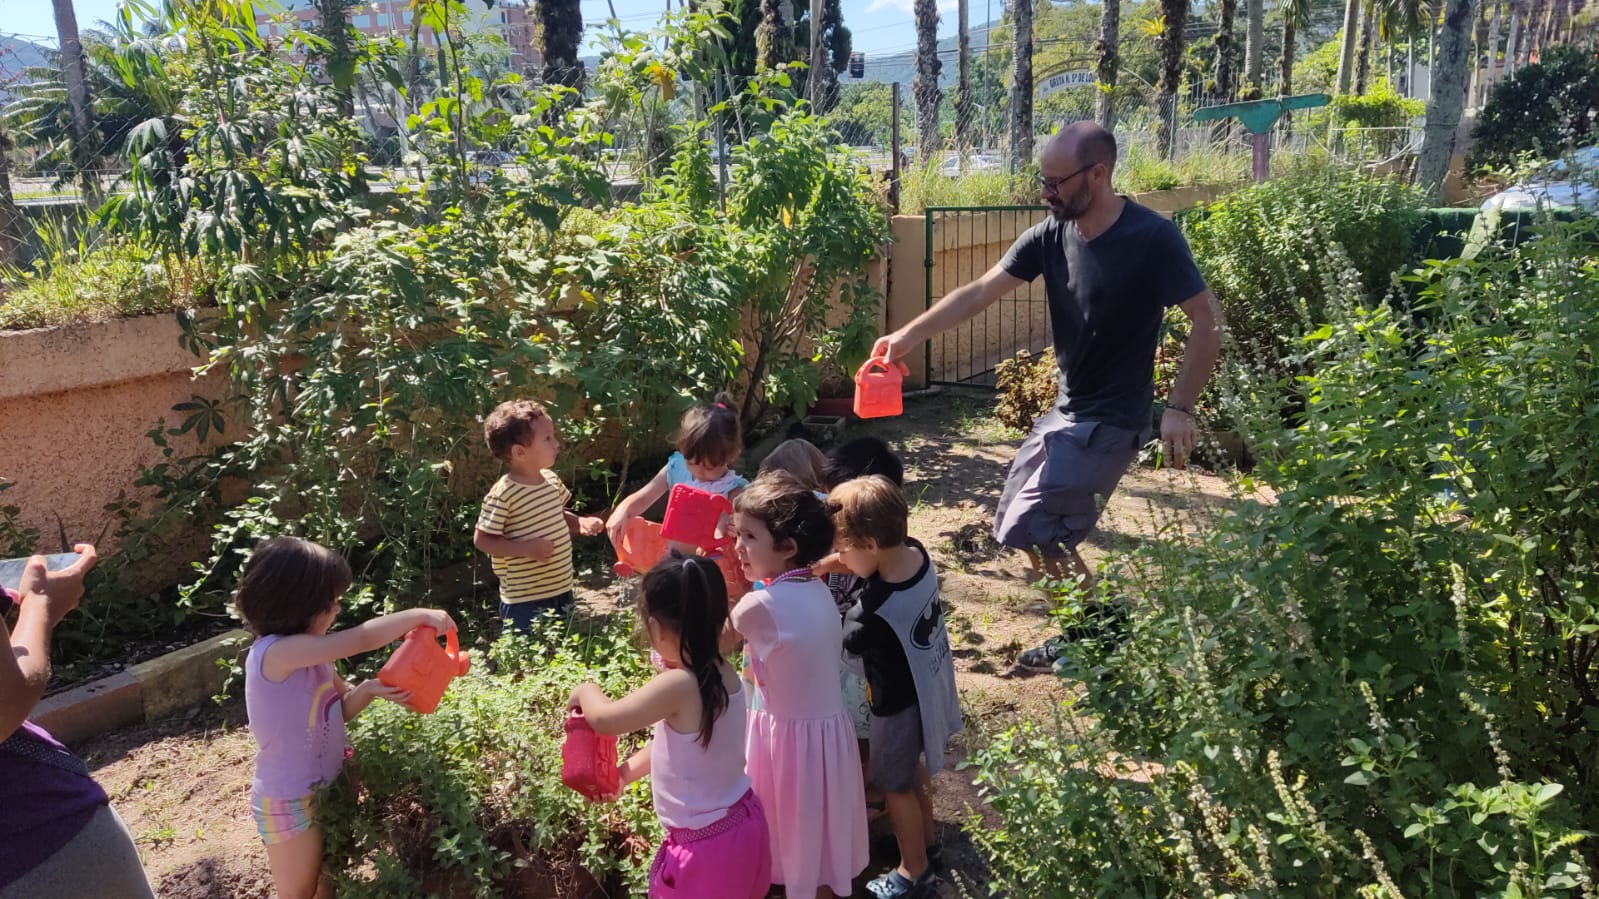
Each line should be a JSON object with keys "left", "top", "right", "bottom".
{"left": 1469, "top": 46, "right": 1599, "bottom": 173}
{"left": 320, "top": 619, "right": 661, "bottom": 897}
{"left": 969, "top": 219, "right": 1599, "bottom": 897}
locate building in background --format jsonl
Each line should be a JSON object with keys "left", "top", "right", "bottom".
{"left": 253, "top": 1, "right": 540, "bottom": 73}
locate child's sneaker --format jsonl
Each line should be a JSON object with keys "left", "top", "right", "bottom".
{"left": 865, "top": 867, "right": 938, "bottom": 899}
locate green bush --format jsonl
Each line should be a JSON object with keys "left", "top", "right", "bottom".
{"left": 0, "top": 223, "right": 209, "bottom": 330}
{"left": 1182, "top": 166, "right": 1426, "bottom": 378}
{"left": 1469, "top": 46, "right": 1599, "bottom": 172}
{"left": 969, "top": 221, "right": 1599, "bottom": 897}
{"left": 320, "top": 619, "right": 661, "bottom": 897}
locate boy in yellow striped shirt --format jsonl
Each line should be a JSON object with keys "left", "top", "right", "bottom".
{"left": 474, "top": 400, "right": 605, "bottom": 633}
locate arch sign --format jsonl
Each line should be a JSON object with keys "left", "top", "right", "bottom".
{"left": 1037, "top": 70, "right": 1097, "bottom": 99}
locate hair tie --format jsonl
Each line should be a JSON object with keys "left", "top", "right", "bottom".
{"left": 715, "top": 403, "right": 728, "bottom": 410}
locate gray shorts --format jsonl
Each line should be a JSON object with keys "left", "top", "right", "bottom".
{"left": 993, "top": 411, "right": 1148, "bottom": 556}
{"left": 0, "top": 804, "right": 155, "bottom": 899}
{"left": 868, "top": 704, "right": 924, "bottom": 794}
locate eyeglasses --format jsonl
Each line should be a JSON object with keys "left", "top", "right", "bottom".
{"left": 1038, "top": 164, "right": 1097, "bottom": 195}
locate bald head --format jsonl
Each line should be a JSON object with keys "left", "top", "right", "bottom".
{"left": 1046, "top": 120, "right": 1118, "bottom": 172}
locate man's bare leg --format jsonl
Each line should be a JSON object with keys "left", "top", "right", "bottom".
{"left": 1026, "top": 546, "right": 1093, "bottom": 596}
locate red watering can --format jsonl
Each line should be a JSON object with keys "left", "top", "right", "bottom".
{"left": 377, "top": 626, "right": 470, "bottom": 715}
{"left": 660, "top": 485, "right": 734, "bottom": 553}
{"left": 561, "top": 711, "right": 620, "bottom": 801}
{"left": 612, "top": 518, "right": 668, "bottom": 577}
{"left": 712, "top": 552, "right": 751, "bottom": 602}
{"left": 854, "top": 356, "right": 910, "bottom": 419}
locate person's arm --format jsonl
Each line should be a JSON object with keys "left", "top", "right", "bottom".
{"left": 618, "top": 739, "right": 653, "bottom": 787}
{"left": 261, "top": 607, "right": 456, "bottom": 682}
{"left": 0, "top": 546, "right": 97, "bottom": 741}
{"left": 568, "top": 668, "right": 698, "bottom": 736}
{"left": 605, "top": 468, "right": 670, "bottom": 546}
{"left": 336, "top": 673, "right": 413, "bottom": 721}
{"left": 565, "top": 510, "right": 605, "bottom": 538}
{"left": 1160, "top": 289, "right": 1224, "bottom": 468}
{"left": 473, "top": 529, "right": 556, "bottom": 561}
{"left": 872, "top": 264, "right": 1029, "bottom": 363}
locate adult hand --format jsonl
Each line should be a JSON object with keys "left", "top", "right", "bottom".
{"left": 18, "top": 544, "right": 98, "bottom": 629}
{"left": 605, "top": 509, "right": 630, "bottom": 548}
{"left": 869, "top": 330, "right": 916, "bottom": 365}
{"left": 1160, "top": 407, "right": 1199, "bottom": 470}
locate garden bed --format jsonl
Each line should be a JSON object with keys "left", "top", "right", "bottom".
{"left": 73, "top": 391, "right": 1250, "bottom": 896}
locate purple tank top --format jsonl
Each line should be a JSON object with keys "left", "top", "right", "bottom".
{"left": 245, "top": 634, "right": 349, "bottom": 799}
{"left": 0, "top": 721, "right": 108, "bottom": 888}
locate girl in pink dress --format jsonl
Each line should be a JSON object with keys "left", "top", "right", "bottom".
{"left": 729, "top": 472, "right": 870, "bottom": 898}
{"left": 568, "top": 554, "right": 771, "bottom": 899}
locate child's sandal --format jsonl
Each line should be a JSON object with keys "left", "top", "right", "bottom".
{"left": 865, "top": 868, "right": 937, "bottom": 899}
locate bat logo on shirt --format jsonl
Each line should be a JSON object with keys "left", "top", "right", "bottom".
{"left": 910, "top": 596, "right": 945, "bottom": 650}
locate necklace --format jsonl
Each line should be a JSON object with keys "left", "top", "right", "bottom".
{"left": 757, "top": 566, "right": 814, "bottom": 589}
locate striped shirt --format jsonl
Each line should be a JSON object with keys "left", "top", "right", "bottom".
{"left": 476, "top": 471, "right": 573, "bottom": 604}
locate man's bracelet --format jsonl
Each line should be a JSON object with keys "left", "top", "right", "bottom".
{"left": 1165, "top": 403, "right": 1195, "bottom": 417}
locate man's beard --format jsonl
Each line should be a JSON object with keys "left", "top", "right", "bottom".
{"left": 1049, "top": 186, "right": 1091, "bottom": 221}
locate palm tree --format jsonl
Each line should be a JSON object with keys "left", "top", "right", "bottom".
{"left": 535, "top": 0, "right": 585, "bottom": 89}
{"left": 1418, "top": 0, "right": 1478, "bottom": 200}
{"left": 51, "top": 0, "right": 100, "bottom": 204}
{"left": 1010, "top": 0, "right": 1034, "bottom": 170}
{"left": 1245, "top": 0, "right": 1265, "bottom": 90}
{"left": 1279, "top": 0, "right": 1315, "bottom": 96}
{"left": 913, "top": 0, "right": 942, "bottom": 163}
{"left": 312, "top": 0, "right": 358, "bottom": 115}
{"left": 1095, "top": 0, "right": 1121, "bottom": 129}
{"left": 1337, "top": 0, "right": 1361, "bottom": 91}
{"left": 1215, "top": 0, "right": 1237, "bottom": 100}
{"left": 956, "top": 0, "right": 973, "bottom": 149}
{"left": 756, "top": 0, "right": 794, "bottom": 68}
{"left": 1155, "top": 0, "right": 1190, "bottom": 158}
{"left": 1355, "top": 0, "right": 1375, "bottom": 92}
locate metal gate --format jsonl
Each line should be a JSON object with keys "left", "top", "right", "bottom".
{"left": 923, "top": 205, "right": 1053, "bottom": 387}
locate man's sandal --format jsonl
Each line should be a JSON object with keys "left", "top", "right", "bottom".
{"left": 866, "top": 867, "right": 937, "bottom": 899}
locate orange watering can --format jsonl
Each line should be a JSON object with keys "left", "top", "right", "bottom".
{"left": 711, "top": 551, "right": 751, "bottom": 602}
{"left": 377, "top": 626, "right": 470, "bottom": 714}
{"left": 561, "top": 711, "right": 620, "bottom": 801}
{"left": 613, "top": 518, "right": 668, "bottom": 577}
{"left": 660, "top": 485, "right": 734, "bottom": 553}
{"left": 854, "top": 356, "right": 910, "bottom": 419}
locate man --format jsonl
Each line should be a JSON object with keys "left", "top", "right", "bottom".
{"left": 871, "top": 121, "right": 1222, "bottom": 671}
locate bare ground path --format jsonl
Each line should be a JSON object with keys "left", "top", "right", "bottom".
{"left": 75, "top": 390, "right": 1244, "bottom": 898}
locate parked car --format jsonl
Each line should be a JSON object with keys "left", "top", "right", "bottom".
{"left": 940, "top": 153, "right": 1003, "bottom": 176}
{"left": 1481, "top": 145, "right": 1599, "bottom": 214}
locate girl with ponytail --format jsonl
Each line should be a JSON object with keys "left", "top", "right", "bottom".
{"left": 567, "top": 554, "right": 771, "bottom": 899}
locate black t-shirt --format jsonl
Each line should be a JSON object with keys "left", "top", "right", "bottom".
{"left": 842, "top": 541, "right": 935, "bottom": 717}
{"left": 999, "top": 201, "right": 1207, "bottom": 431}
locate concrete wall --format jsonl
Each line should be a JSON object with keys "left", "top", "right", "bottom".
{"left": 884, "top": 185, "right": 1231, "bottom": 388}
{"left": 0, "top": 315, "right": 224, "bottom": 563}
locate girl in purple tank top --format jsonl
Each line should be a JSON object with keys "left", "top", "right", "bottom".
{"left": 236, "top": 537, "right": 457, "bottom": 899}
{"left": 568, "top": 554, "right": 772, "bottom": 899}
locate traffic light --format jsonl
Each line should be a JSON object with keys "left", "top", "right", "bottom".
{"left": 849, "top": 52, "right": 864, "bottom": 79}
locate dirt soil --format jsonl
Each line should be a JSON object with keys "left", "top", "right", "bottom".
{"left": 74, "top": 390, "right": 1249, "bottom": 898}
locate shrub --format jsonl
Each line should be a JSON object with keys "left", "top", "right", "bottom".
{"left": 320, "top": 619, "right": 661, "bottom": 897}
{"left": 1469, "top": 46, "right": 1599, "bottom": 172}
{"left": 992, "top": 350, "right": 1056, "bottom": 432}
{"left": 1182, "top": 166, "right": 1425, "bottom": 378}
{"left": 969, "top": 222, "right": 1599, "bottom": 897}
{"left": 0, "top": 223, "right": 209, "bottom": 330}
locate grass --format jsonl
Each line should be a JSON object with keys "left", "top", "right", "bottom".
{"left": 0, "top": 223, "right": 208, "bottom": 331}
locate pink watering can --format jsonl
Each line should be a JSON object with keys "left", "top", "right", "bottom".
{"left": 561, "top": 711, "right": 620, "bottom": 801}
{"left": 660, "top": 485, "right": 734, "bottom": 553}
{"left": 377, "top": 626, "right": 470, "bottom": 715}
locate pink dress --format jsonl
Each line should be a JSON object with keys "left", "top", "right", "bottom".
{"left": 732, "top": 579, "right": 869, "bottom": 896}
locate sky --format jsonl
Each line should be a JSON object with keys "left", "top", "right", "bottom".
{"left": 0, "top": 0, "right": 978, "bottom": 58}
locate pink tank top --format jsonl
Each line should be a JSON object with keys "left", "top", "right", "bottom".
{"left": 245, "top": 634, "right": 348, "bottom": 799}
{"left": 650, "top": 682, "right": 750, "bottom": 830}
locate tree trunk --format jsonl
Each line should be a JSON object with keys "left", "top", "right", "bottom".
{"left": 1216, "top": 0, "right": 1237, "bottom": 100}
{"left": 808, "top": 0, "right": 825, "bottom": 105}
{"left": 956, "top": 0, "right": 973, "bottom": 148}
{"left": 914, "top": 0, "right": 943, "bottom": 163}
{"left": 1245, "top": 0, "right": 1265, "bottom": 90}
{"left": 313, "top": 0, "right": 356, "bottom": 116}
{"left": 1524, "top": 0, "right": 1546, "bottom": 58}
{"left": 535, "top": 0, "right": 586, "bottom": 90}
{"left": 1281, "top": 17, "right": 1297, "bottom": 95}
{"left": 757, "top": 0, "right": 794, "bottom": 68}
{"left": 1337, "top": 0, "right": 1361, "bottom": 91}
{"left": 52, "top": 0, "right": 100, "bottom": 205}
{"left": 1468, "top": 0, "right": 1490, "bottom": 105}
{"left": 1354, "top": 1, "right": 1374, "bottom": 93}
{"left": 1418, "top": 0, "right": 1478, "bottom": 201}
{"left": 1484, "top": 0, "right": 1503, "bottom": 100}
{"left": 1156, "top": 0, "right": 1188, "bottom": 158}
{"left": 1095, "top": 0, "right": 1121, "bottom": 129}
{"left": 1010, "top": 0, "right": 1034, "bottom": 170}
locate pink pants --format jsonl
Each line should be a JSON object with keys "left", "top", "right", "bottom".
{"left": 649, "top": 790, "right": 772, "bottom": 899}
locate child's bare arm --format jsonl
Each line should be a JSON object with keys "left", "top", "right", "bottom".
{"left": 605, "top": 468, "right": 670, "bottom": 545}
{"left": 474, "top": 528, "right": 555, "bottom": 561}
{"left": 262, "top": 608, "right": 456, "bottom": 681}
{"left": 568, "top": 669, "right": 697, "bottom": 736}
{"left": 565, "top": 510, "right": 605, "bottom": 537}
{"left": 340, "top": 680, "right": 412, "bottom": 720}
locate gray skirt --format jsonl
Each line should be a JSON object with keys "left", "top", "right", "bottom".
{"left": 992, "top": 410, "right": 1148, "bottom": 556}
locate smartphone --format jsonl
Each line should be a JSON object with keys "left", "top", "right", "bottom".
{"left": 0, "top": 552, "right": 84, "bottom": 592}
